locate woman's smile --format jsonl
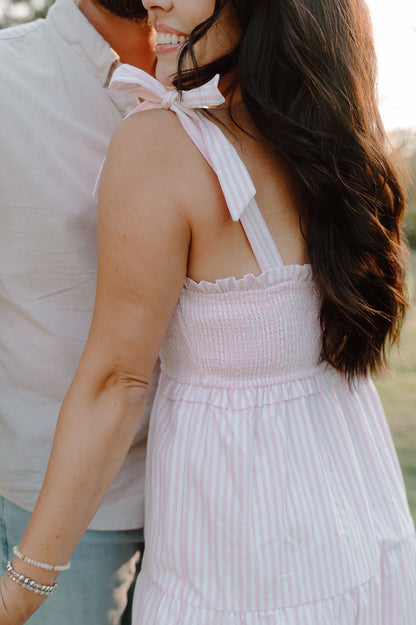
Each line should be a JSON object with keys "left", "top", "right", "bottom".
{"left": 155, "top": 25, "right": 189, "bottom": 55}
{"left": 142, "top": 0, "right": 239, "bottom": 85}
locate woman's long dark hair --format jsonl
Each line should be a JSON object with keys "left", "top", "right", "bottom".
{"left": 176, "top": 0, "right": 408, "bottom": 381}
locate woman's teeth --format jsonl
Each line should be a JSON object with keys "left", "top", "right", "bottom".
{"left": 156, "top": 33, "right": 188, "bottom": 45}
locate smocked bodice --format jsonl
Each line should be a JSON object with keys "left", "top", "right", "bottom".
{"left": 160, "top": 265, "right": 322, "bottom": 387}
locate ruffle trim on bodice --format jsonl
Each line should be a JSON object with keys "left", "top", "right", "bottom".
{"left": 157, "top": 367, "right": 343, "bottom": 404}
{"left": 133, "top": 533, "right": 416, "bottom": 625}
{"left": 184, "top": 263, "right": 313, "bottom": 294}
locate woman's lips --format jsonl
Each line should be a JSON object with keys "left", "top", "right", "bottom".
{"left": 156, "top": 24, "right": 189, "bottom": 36}
{"left": 155, "top": 25, "right": 189, "bottom": 54}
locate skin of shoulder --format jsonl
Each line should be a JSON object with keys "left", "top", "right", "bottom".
{"left": 106, "top": 107, "right": 214, "bottom": 220}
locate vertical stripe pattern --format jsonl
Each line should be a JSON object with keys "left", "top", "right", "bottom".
{"left": 108, "top": 65, "right": 416, "bottom": 624}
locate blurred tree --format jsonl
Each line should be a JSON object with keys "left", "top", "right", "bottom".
{"left": 390, "top": 128, "right": 416, "bottom": 251}
{"left": 0, "top": 0, "right": 53, "bottom": 28}
{"left": 405, "top": 151, "right": 416, "bottom": 250}
{"left": 390, "top": 128, "right": 416, "bottom": 156}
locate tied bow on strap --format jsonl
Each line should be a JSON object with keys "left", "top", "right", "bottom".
{"left": 106, "top": 64, "right": 256, "bottom": 221}
{"left": 110, "top": 65, "right": 226, "bottom": 111}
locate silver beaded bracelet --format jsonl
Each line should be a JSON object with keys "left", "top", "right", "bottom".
{"left": 6, "top": 561, "right": 58, "bottom": 597}
{"left": 12, "top": 545, "right": 71, "bottom": 571}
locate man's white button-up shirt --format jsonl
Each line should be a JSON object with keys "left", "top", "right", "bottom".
{"left": 0, "top": 0, "right": 154, "bottom": 530}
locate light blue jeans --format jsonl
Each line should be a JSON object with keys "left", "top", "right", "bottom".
{"left": 0, "top": 496, "right": 144, "bottom": 625}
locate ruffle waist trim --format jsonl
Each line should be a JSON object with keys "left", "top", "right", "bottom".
{"left": 157, "top": 368, "right": 347, "bottom": 408}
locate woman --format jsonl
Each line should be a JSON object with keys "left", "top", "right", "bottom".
{"left": 1, "top": 0, "right": 415, "bottom": 623}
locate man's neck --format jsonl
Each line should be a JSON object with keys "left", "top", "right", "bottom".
{"left": 77, "top": 0, "right": 155, "bottom": 74}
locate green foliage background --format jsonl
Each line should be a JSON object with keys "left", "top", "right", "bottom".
{"left": 0, "top": 0, "right": 53, "bottom": 28}
{"left": 375, "top": 259, "right": 416, "bottom": 521}
{"left": 406, "top": 151, "right": 416, "bottom": 249}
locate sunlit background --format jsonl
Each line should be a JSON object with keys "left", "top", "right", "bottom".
{"left": 366, "top": 0, "right": 416, "bottom": 131}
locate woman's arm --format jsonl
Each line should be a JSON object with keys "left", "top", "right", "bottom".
{"left": 0, "top": 110, "right": 192, "bottom": 624}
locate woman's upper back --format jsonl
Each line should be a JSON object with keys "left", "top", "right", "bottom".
{"left": 132, "top": 102, "right": 324, "bottom": 385}
{"left": 184, "top": 105, "right": 310, "bottom": 285}
{"left": 103, "top": 69, "right": 321, "bottom": 383}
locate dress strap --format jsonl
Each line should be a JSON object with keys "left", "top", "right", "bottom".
{"left": 106, "top": 64, "right": 256, "bottom": 220}
{"left": 104, "top": 65, "right": 284, "bottom": 270}
{"left": 240, "top": 199, "right": 284, "bottom": 271}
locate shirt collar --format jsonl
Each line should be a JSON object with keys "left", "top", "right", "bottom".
{"left": 46, "top": 0, "right": 120, "bottom": 88}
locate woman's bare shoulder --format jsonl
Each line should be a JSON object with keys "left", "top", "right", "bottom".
{"left": 110, "top": 108, "right": 198, "bottom": 168}
{"left": 107, "top": 108, "right": 217, "bottom": 216}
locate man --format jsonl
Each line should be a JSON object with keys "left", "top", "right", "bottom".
{"left": 0, "top": 1, "right": 156, "bottom": 623}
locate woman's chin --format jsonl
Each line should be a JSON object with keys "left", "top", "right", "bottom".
{"left": 155, "top": 64, "right": 176, "bottom": 88}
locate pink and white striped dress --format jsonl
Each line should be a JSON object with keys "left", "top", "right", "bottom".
{"left": 110, "top": 66, "right": 416, "bottom": 625}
